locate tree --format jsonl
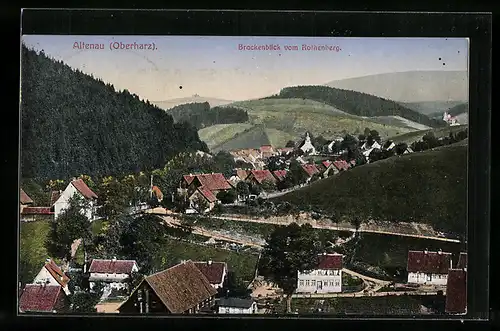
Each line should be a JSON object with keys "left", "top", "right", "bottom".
{"left": 127, "top": 271, "right": 144, "bottom": 295}
{"left": 369, "top": 130, "right": 381, "bottom": 143}
{"left": 236, "top": 181, "right": 250, "bottom": 200}
{"left": 340, "top": 134, "right": 360, "bottom": 159}
{"left": 217, "top": 189, "right": 237, "bottom": 204}
{"left": 69, "top": 282, "right": 103, "bottom": 313}
{"left": 285, "top": 140, "right": 295, "bottom": 148}
{"left": 191, "top": 195, "right": 209, "bottom": 213}
{"left": 219, "top": 271, "right": 252, "bottom": 298}
{"left": 286, "top": 160, "right": 309, "bottom": 186}
{"left": 259, "top": 223, "right": 324, "bottom": 313}
{"left": 46, "top": 193, "right": 92, "bottom": 262}
{"left": 96, "top": 176, "right": 131, "bottom": 219}
{"left": 213, "top": 151, "right": 237, "bottom": 178}
{"left": 422, "top": 132, "right": 440, "bottom": 148}
{"left": 249, "top": 182, "right": 263, "bottom": 196}
{"left": 260, "top": 179, "right": 277, "bottom": 192}
{"left": 266, "top": 156, "right": 286, "bottom": 172}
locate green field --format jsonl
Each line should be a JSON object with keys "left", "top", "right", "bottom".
{"left": 19, "top": 221, "right": 58, "bottom": 285}
{"left": 274, "top": 144, "right": 467, "bottom": 234}
{"left": 156, "top": 237, "right": 259, "bottom": 283}
{"left": 388, "top": 124, "right": 468, "bottom": 144}
{"left": 200, "top": 98, "right": 416, "bottom": 151}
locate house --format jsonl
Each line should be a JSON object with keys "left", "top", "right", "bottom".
{"left": 456, "top": 252, "right": 467, "bottom": 270}
{"left": 245, "top": 170, "right": 277, "bottom": 187}
{"left": 361, "top": 140, "right": 382, "bottom": 151}
{"left": 407, "top": 250, "right": 452, "bottom": 285}
{"left": 276, "top": 147, "right": 294, "bottom": 156}
{"left": 319, "top": 160, "right": 339, "bottom": 178}
{"left": 236, "top": 169, "right": 250, "bottom": 181}
{"left": 19, "top": 284, "right": 70, "bottom": 313}
{"left": 297, "top": 132, "right": 317, "bottom": 155}
{"left": 385, "top": 141, "right": 396, "bottom": 151}
{"left": 296, "top": 253, "right": 343, "bottom": 294}
{"left": 53, "top": 179, "right": 99, "bottom": 221}
{"left": 445, "top": 268, "right": 467, "bottom": 314}
{"left": 403, "top": 147, "right": 414, "bottom": 154}
{"left": 301, "top": 164, "right": 320, "bottom": 179}
{"left": 88, "top": 258, "right": 139, "bottom": 291}
{"left": 118, "top": 260, "right": 217, "bottom": 314}
{"left": 20, "top": 188, "right": 34, "bottom": 213}
{"left": 33, "top": 258, "right": 71, "bottom": 295}
{"left": 327, "top": 137, "right": 344, "bottom": 153}
{"left": 180, "top": 173, "right": 232, "bottom": 197}
{"left": 332, "top": 160, "right": 349, "bottom": 172}
{"left": 151, "top": 186, "right": 163, "bottom": 202}
{"left": 215, "top": 297, "right": 258, "bottom": 314}
{"left": 21, "top": 207, "right": 54, "bottom": 222}
{"left": 272, "top": 170, "right": 287, "bottom": 182}
{"left": 259, "top": 145, "right": 275, "bottom": 159}
{"left": 193, "top": 261, "right": 228, "bottom": 289}
{"left": 188, "top": 186, "right": 218, "bottom": 213}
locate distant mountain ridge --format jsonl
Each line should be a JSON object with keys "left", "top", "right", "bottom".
{"left": 325, "top": 71, "right": 468, "bottom": 103}
{"left": 152, "top": 95, "right": 234, "bottom": 110}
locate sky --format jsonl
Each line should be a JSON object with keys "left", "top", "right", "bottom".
{"left": 21, "top": 35, "right": 469, "bottom": 102}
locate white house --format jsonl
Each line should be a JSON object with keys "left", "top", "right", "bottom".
{"left": 407, "top": 250, "right": 452, "bottom": 286}
{"left": 88, "top": 258, "right": 139, "bottom": 291}
{"left": 386, "top": 142, "right": 396, "bottom": 151}
{"left": 296, "top": 253, "right": 343, "bottom": 294}
{"left": 298, "top": 132, "right": 317, "bottom": 155}
{"left": 193, "top": 261, "right": 228, "bottom": 289}
{"left": 216, "top": 297, "right": 258, "bottom": 314}
{"left": 33, "top": 258, "right": 71, "bottom": 295}
{"left": 403, "top": 147, "right": 414, "bottom": 154}
{"left": 53, "top": 179, "right": 99, "bottom": 221}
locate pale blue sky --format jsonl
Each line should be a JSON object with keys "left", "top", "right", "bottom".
{"left": 22, "top": 35, "right": 468, "bottom": 102}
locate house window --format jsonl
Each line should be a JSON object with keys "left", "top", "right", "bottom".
{"left": 311, "top": 280, "right": 316, "bottom": 286}
{"left": 335, "top": 281, "right": 340, "bottom": 287}
{"left": 330, "top": 281, "right": 335, "bottom": 287}
{"left": 305, "top": 280, "right": 310, "bottom": 286}
{"left": 299, "top": 280, "right": 304, "bottom": 286}
{"left": 427, "top": 274, "right": 432, "bottom": 281}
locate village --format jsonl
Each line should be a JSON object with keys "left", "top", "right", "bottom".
{"left": 18, "top": 129, "right": 468, "bottom": 316}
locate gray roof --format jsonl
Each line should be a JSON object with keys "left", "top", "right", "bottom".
{"left": 216, "top": 297, "right": 255, "bottom": 309}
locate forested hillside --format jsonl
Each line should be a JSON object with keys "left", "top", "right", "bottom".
{"left": 447, "top": 102, "right": 469, "bottom": 117}
{"left": 264, "top": 86, "right": 446, "bottom": 128}
{"left": 21, "top": 45, "right": 208, "bottom": 180}
{"left": 167, "top": 102, "right": 249, "bottom": 129}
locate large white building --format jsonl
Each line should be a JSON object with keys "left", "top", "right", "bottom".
{"left": 215, "top": 298, "right": 258, "bottom": 314}
{"left": 296, "top": 253, "right": 343, "bottom": 294}
{"left": 33, "top": 259, "right": 71, "bottom": 296}
{"left": 407, "top": 250, "right": 452, "bottom": 286}
{"left": 298, "top": 132, "right": 317, "bottom": 155}
{"left": 89, "top": 258, "right": 139, "bottom": 291}
{"left": 53, "top": 179, "right": 99, "bottom": 221}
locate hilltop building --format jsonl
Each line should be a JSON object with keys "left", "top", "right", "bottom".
{"left": 296, "top": 253, "right": 343, "bottom": 294}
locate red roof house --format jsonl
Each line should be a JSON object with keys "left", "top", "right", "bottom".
{"left": 19, "top": 284, "right": 69, "bottom": 313}
{"left": 193, "top": 261, "right": 228, "bottom": 288}
{"left": 272, "top": 170, "right": 288, "bottom": 182}
{"left": 301, "top": 164, "right": 320, "bottom": 177}
{"left": 21, "top": 207, "right": 54, "bottom": 215}
{"left": 20, "top": 188, "right": 34, "bottom": 205}
{"left": 407, "top": 250, "right": 452, "bottom": 275}
{"left": 152, "top": 185, "right": 163, "bottom": 201}
{"left": 317, "top": 253, "right": 343, "bottom": 270}
{"left": 236, "top": 169, "right": 249, "bottom": 181}
{"left": 70, "top": 179, "right": 98, "bottom": 199}
{"left": 89, "top": 259, "right": 139, "bottom": 274}
{"left": 190, "top": 174, "right": 232, "bottom": 191}
{"left": 445, "top": 269, "right": 467, "bottom": 314}
{"left": 246, "top": 170, "right": 277, "bottom": 185}
{"left": 33, "top": 259, "right": 71, "bottom": 295}
{"left": 259, "top": 145, "right": 275, "bottom": 158}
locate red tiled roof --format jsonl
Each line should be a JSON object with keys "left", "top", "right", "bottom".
{"left": 302, "top": 164, "right": 320, "bottom": 177}
{"left": 196, "top": 186, "right": 217, "bottom": 203}
{"left": 456, "top": 253, "right": 467, "bottom": 269}
{"left": 248, "top": 170, "right": 276, "bottom": 184}
{"left": 317, "top": 253, "right": 343, "bottom": 270}
{"left": 142, "top": 260, "right": 217, "bottom": 314}
{"left": 333, "top": 160, "right": 350, "bottom": 171}
{"left": 236, "top": 169, "right": 249, "bottom": 180}
{"left": 195, "top": 173, "right": 232, "bottom": 191}
{"left": 21, "top": 207, "right": 54, "bottom": 215}
{"left": 50, "top": 191, "right": 61, "bottom": 206}
{"left": 183, "top": 175, "right": 196, "bottom": 185}
{"left": 193, "top": 261, "right": 227, "bottom": 284}
{"left": 445, "top": 269, "right": 467, "bottom": 314}
{"left": 260, "top": 145, "right": 274, "bottom": 153}
{"left": 407, "top": 250, "right": 452, "bottom": 274}
{"left": 71, "top": 179, "right": 98, "bottom": 199}
{"left": 152, "top": 186, "right": 163, "bottom": 200}
{"left": 20, "top": 189, "right": 34, "bottom": 205}
{"left": 272, "top": 170, "right": 287, "bottom": 181}
{"left": 44, "top": 260, "right": 70, "bottom": 287}
{"left": 322, "top": 160, "right": 332, "bottom": 168}
{"left": 19, "top": 284, "right": 63, "bottom": 312}
{"left": 89, "top": 259, "right": 137, "bottom": 274}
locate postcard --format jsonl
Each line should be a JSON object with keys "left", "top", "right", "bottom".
{"left": 19, "top": 35, "right": 469, "bottom": 317}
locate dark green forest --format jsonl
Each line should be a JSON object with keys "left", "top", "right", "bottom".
{"left": 21, "top": 45, "right": 208, "bottom": 180}
{"left": 167, "top": 102, "right": 249, "bottom": 129}
{"left": 447, "top": 102, "right": 468, "bottom": 117}
{"left": 264, "top": 86, "right": 446, "bottom": 128}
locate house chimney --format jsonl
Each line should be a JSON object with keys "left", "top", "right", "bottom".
{"left": 208, "top": 260, "right": 213, "bottom": 266}
{"left": 438, "top": 250, "right": 442, "bottom": 254}
{"left": 112, "top": 257, "right": 117, "bottom": 261}
{"left": 46, "top": 258, "right": 51, "bottom": 263}
{"left": 424, "top": 249, "right": 428, "bottom": 254}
